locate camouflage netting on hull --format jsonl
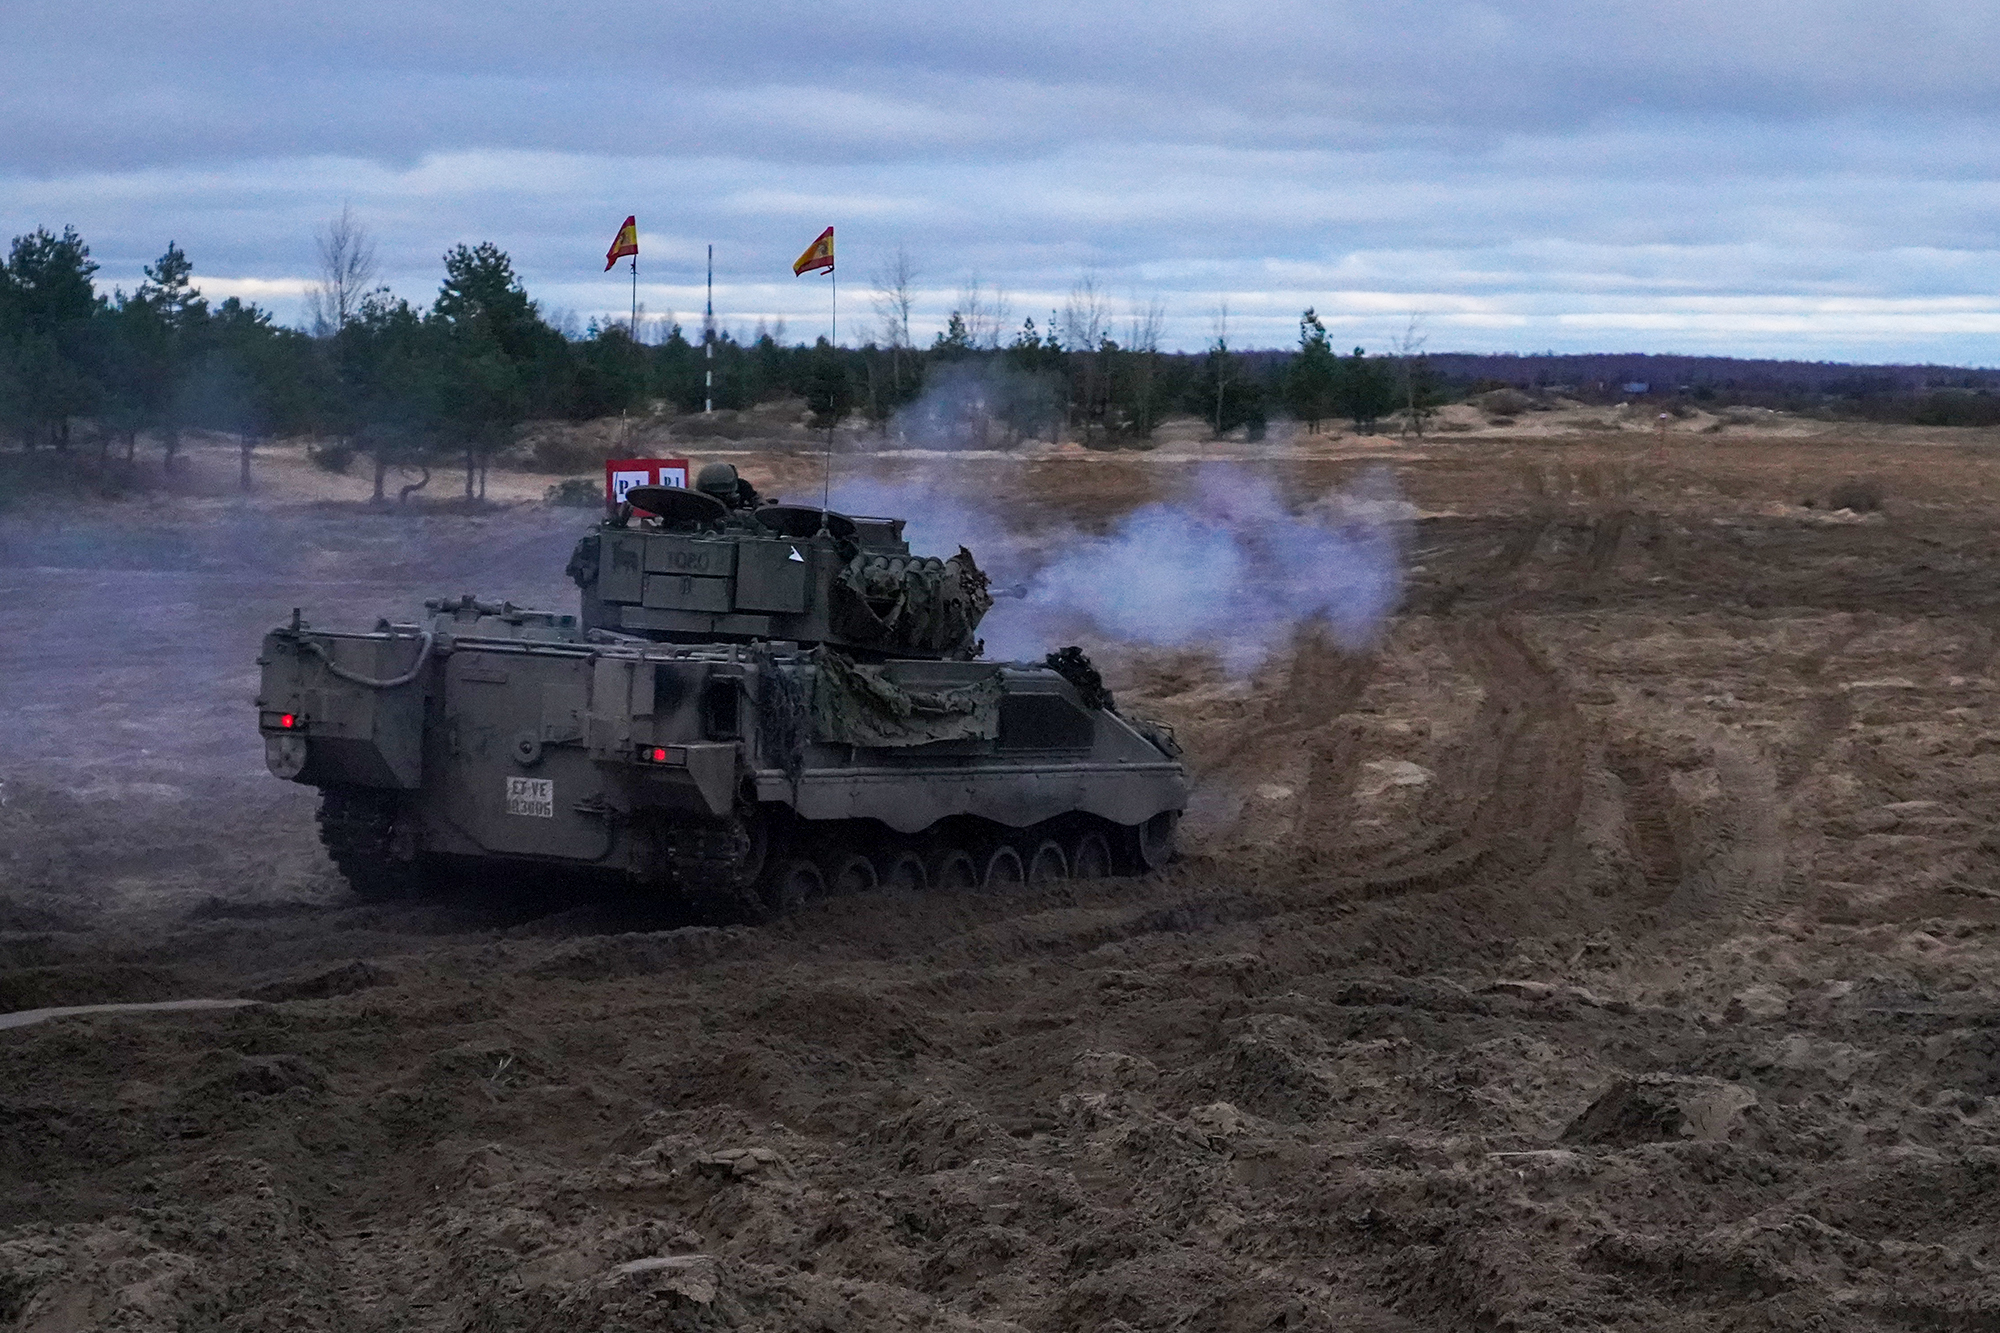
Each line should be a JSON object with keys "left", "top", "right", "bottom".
{"left": 830, "top": 546, "right": 992, "bottom": 657}
{"left": 810, "top": 649, "right": 1003, "bottom": 747}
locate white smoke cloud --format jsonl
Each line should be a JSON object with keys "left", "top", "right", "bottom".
{"left": 833, "top": 463, "right": 1408, "bottom": 671}
{"left": 884, "top": 361, "right": 1059, "bottom": 451}
{"left": 999, "top": 465, "right": 1407, "bottom": 670}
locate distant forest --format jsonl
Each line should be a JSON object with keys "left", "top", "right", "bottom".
{"left": 4, "top": 222, "right": 1999, "bottom": 499}
{"left": 1429, "top": 352, "right": 2000, "bottom": 421}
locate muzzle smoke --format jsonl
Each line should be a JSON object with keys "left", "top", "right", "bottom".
{"left": 833, "top": 464, "right": 1408, "bottom": 671}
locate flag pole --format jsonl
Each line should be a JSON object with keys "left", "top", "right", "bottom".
{"left": 630, "top": 254, "right": 637, "bottom": 336}
{"left": 824, "top": 259, "right": 836, "bottom": 514}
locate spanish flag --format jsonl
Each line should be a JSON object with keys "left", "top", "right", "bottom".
{"left": 604, "top": 216, "right": 638, "bottom": 272}
{"left": 792, "top": 226, "right": 834, "bottom": 276}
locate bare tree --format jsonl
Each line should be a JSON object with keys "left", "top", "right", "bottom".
{"left": 1059, "top": 274, "right": 1112, "bottom": 351}
{"left": 307, "top": 204, "right": 380, "bottom": 336}
{"left": 956, "top": 278, "right": 1013, "bottom": 350}
{"left": 1126, "top": 294, "right": 1165, "bottom": 355}
{"left": 988, "top": 287, "right": 1014, "bottom": 350}
{"left": 1122, "top": 294, "right": 1167, "bottom": 438}
{"left": 870, "top": 246, "right": 919, "bottom": 394}
{"left": 1393, "top": 314, "right": 1436, "bottom": 438}
{"left": 639, "top": 308, "right": 676, "bottom": 346}
{"left": 871, "top": 247, "right": 918, "bottom": 349}
{"left": 1060, "top": 276, "right": 1116, "bottom": 444}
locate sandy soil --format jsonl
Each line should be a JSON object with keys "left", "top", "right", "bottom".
{"left": 5, "top": 419, "right": 2000, "bottom": 1331}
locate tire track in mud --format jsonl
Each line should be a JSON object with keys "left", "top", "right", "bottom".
{"left": 1337, "top": 617, "right": 1584, "bottom": 898}
{"left": 1174, "top": 632, "right": 1377, "bottom": 881}
{"left": 1195, "top": 632, "right": 1377, "bottom": 783}
{"left": 1240, "top": 635, "right": 1381, "bottom": 871}
{"left": 1662, "top": 733, "right": 1785, "bottom": 924}
{"left": 1581, "top": 509, "right": 1631, "bottom": 586}
{"left": 1181, "top": 616, "right": 1588, "bottom": 910}
{"left": 1605, "top": 743, "right": 1687, "bottom": 896}
{"left": 1407, "top": 514, "right": 1550, "bottom": 615}
{"left": 1776, "top": 620, "right": 1866, "bottom": 791}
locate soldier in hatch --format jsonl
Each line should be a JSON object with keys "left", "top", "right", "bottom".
{"left": 695, "top": 461, "right": 761, "bottom": 511}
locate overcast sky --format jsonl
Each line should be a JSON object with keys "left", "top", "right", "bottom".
{"left": 4, "top": 0, "right": 1997, "bottom": 361}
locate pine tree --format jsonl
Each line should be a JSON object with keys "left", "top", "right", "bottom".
{"left": 137, "top": 242, "right": 204, "bottom": 327}
{"left": 1334, "top": 346, "right": 1398, "bottom": 434}
{"left": 0, "top": 226, "right": 101, "bottom": 450}
{"left": 132, "top": 241, "right": 210, "bottom": 467}
{"left": 805, "top": 337, "right": 853, "bottom": 428}
{"left": 1285, "top": 308, "right": 1337, "bottom": 434}
{"left": 931, "top": 312, "right": 975, "bottom": 360}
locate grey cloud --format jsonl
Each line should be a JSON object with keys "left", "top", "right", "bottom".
{"left": 4, "top": 1, "right": 1997, "bottom": 362}
{"left": 6, "top": 1, "right": 1999, "bottom": 175}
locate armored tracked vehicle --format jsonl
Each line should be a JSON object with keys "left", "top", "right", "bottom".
{"left": 256, "top": 463, "right": 1185, "bottom": 914}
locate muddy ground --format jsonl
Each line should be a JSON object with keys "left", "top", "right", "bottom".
{"left": 6, "top": 424, "right": 2000, "bottom": 1331}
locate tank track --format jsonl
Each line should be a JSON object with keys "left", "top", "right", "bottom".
{"left": 657, "top": 814, "right": 771, "bottom": 919}
{"left": 715, "top": 808, "right": 1177, "bottom": 917}
{"left": 640, "top": 804, "right": 1177, "bottom": 921}
{"left": 316, "top": 786, "right": 430, "bottom": 902}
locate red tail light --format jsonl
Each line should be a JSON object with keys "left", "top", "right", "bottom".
{"left": 279, "top": 713, "right": 297, "bottom": 729}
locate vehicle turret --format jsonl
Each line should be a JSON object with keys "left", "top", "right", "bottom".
{"left": 564, "top": 483, "right": 993, "bottom": 659}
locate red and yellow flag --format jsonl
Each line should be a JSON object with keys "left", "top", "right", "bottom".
{"left": 604, "top": 216, "right": 638, "bottom": 271}
{"left": 792, "top": 226, "right": 834, "bottom": 276}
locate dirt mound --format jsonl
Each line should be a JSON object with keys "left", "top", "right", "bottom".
{"left": 1562, "top": 1073, "right": 1760, "bottom": 1146}
{"left": 243, "top": 960, "right": 392, "bottom": 1003}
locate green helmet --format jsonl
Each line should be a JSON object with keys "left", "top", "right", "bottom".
{"left": 695, "top": 462, "right": 740, "bottom": 499}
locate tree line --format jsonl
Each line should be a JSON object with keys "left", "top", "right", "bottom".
{"left": 0, "top": 224, "right": 675, "bottom": 497}
{"left": 0, "top": 221, "right": 1450, "bottom": 501}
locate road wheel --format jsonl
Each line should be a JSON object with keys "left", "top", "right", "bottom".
{"left": 928, "top": 847, "right": 979, "bottom": 892}
{"left": 880, "top": 850, "right": 928, "bottom": 892}
{"left": 1123, "top": 811, "right": 1179, "bottom": 874}
{"left": 1070, "top": 830, "right": 1114, "bottom": 879}
{"left": 764, "top": 858, "right": 824, "bottom": 914}
{"left": 980, "top": 844, "right": 1025, "bottom": 890}
{"left": 732, "top": 810, "right": 771, "bottom": 889}
{"left": 826, "top": 852, "right": 879, "bottom": 895}
{"left": 1026, "top": 840, "right": 1069, "bottom": 884}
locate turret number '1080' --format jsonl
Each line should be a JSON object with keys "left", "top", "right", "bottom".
{"left": 505, "top": 777, "right": 555, "bottom": 818}
{"left": 657, "top": 549, "right": 719, "bottom": 572}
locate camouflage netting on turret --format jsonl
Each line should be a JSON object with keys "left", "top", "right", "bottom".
{"left": 810, "top": 649, "right": 1003, "bottom": 747}
{"left": 830, "top": 546, "right": 992, "bottom": 658}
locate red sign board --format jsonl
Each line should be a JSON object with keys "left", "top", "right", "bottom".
{"left": 605, "top": 458, "right": 690, "bottom": 510}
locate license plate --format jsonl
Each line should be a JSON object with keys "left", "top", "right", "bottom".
{"left": 505, "top": 777, "right": 554, "bottom": 818}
